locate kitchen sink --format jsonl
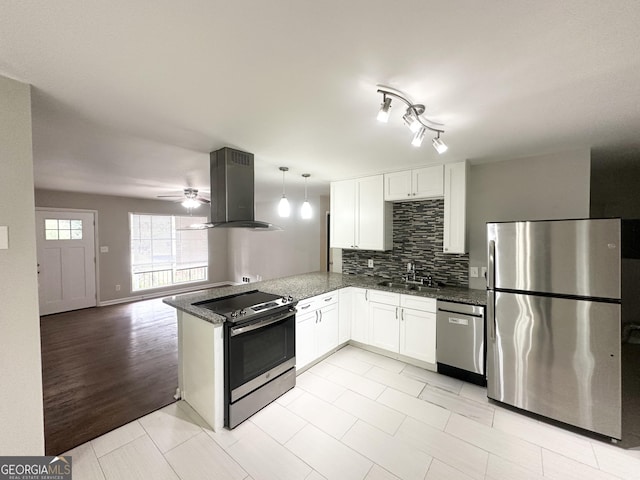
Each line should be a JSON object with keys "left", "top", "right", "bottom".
{"left": 376, "top": 280, "right": 440, "bottom": 292}
{"left": 377, "top": 281, "right": 413, "bottom": 290}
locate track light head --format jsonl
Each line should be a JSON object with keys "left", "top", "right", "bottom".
{"left": 402, "top": 110, "right": 422, "bottom": 133}
{"left": 411, "top": 127, "right": 427, "bottom": 147}
{"left": 432, "top": 135, "right": 448, "bottom": 154}
{"left": 377, "top": 96, "right": 392, "bottom": 122}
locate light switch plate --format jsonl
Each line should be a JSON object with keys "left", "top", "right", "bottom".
{"left": 0, "top": 226, "right": 8, "bottom": 249}
{"left": 470, "top": 266, "right": 479, "bottom": 277}
{"left": 368, "top": 259, "right": 374, "bottom": 268}
{"left": 100, "top": 246, "right": 109, "bottom": 253}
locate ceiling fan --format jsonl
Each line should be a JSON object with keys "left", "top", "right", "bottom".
{"left": 157, "top": 188, "right": 211, "bottom": 209}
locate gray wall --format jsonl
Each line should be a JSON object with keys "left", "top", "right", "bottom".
{"left": 227, "top": 197, "right": 323, "bottom": 282}
{"left": 0, "top": 76, "right": 44, "bottom": 454}
{"left": 590, "top": 152, "right": 640, "bottom": 218}
{"left": 467, "top": 148, "right": 591, "bottom": 289}
{"left": 34, "top": 189, "right": 230, "bottom": 302}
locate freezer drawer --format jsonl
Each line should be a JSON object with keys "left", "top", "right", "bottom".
{"left": 487, "top": 291, "right": 621, "bottom": 439}
{"left": 436, "top": 301, "right": 485, "bottom": 379}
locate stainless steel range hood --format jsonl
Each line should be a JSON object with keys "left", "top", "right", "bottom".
{"left": 199, "top": 147, "right": 280, "bottom": 230}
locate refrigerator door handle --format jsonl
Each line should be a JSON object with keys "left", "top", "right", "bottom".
{"left": 488, "top": 240, "right": 495, "bottom": 289}
{"left": 487, "top": 290, "right": 495, "bottom": 341}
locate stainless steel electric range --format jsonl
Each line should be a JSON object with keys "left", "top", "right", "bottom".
{"left": 194, "top": 290, "right": 297, "bottom": 428}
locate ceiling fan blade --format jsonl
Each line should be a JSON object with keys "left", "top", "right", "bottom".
{"left": 195, "top": 197, "right": 211, "bottom": 204}
{"left": 157, "top": 195, "right": 183, "bottom": 198}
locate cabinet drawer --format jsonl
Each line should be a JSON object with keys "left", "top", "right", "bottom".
{"left": 400, "top": 294, "right": 436, "bottom": 312}
{"left": 297, "top": 298, "right": 316, "bottom": 313}
{"left": 369, "top": 290, "right": 400, "bottom": 305}
{"left": 317, "top": 292, "right": 338, "bottom": 306}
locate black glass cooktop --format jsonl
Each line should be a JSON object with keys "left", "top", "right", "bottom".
{"left": 193, "top": 290, "right": 282, "bottom": 315}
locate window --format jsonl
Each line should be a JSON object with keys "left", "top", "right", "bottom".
{"left": 130, "top": 214, "right": 208, "bottom": 291}
{"left": 45, "top": 218, "right": 83, "bottom": 240}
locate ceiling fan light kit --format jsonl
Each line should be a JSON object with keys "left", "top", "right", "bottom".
{"left": 376, "top": 85, "right": 448, "bottom": 154}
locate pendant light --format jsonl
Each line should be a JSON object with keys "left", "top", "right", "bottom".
{"left": 278, "top": 167, "right": 290, "bottom": 217}
{"left": 301, "top": 173, "right": 312, "bottom": 219}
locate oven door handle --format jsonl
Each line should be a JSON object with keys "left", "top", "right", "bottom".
{"left": 229, "top": 309, "right": 296, "bottom": 337}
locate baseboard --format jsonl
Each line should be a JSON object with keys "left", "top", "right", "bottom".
{"left": 98, "top": 281, "right": 236, "bottom": 306}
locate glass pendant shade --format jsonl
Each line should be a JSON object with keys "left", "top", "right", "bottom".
{"left": 278, "top": 195, "right": 290, "bottom": 217}
{"left": 301, "top": 200, "right": 312, "bottom": 219}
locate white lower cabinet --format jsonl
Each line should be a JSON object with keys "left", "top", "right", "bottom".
{"left": 352, "top": 289, "right": 436, "bottom": 366}
{"left": 399, "top": 294, "right": 437, "bottom": 364}
{"left": 338, "top": 288, "right": 352, "bottom": 344}
{"left": 350, "top": 288, "right": 370, "bottom": 344}
{"left": 295, "top": 292, "right": 339, "bottom": 370}
{"left": 368, "top": 290, "right": 401, "bottom": 352}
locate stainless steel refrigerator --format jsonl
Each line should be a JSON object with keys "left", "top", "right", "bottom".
{"left": 486, "top": 218, "right": 637, "bottom": 440}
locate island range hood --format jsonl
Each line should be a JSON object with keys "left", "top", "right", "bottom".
{"left": 198, "top": 147, "right": 280, "bottom": 230}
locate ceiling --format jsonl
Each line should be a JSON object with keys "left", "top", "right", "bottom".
{"left": 2, "top": 1, "right": 640, "bottom": 202}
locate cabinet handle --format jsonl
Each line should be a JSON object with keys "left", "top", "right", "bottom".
{"left": 324, "top": 297, "right": 332, "bottom": 302}
{"left": 319, "top": 310, "right": 323, "bottom": 322}
{"left": 301, "top": 304, "right": 311, "bottom": 310}
{"left": 401, "top": 309, "right": 405, "bottom": 321}
{"left": 365, "top": 290, "right": 368, "bottom": 301}
{"left": 315, "top": 311, "right": 319, "bottom": 323}
{"left": 395, "top": 307, "right": 398, "bottom": 319}
{"left": 412, "top": 193, "right": 416, "bottom": 196}
{"left": 407, "top": 193, "right": 411, "bottom": 197}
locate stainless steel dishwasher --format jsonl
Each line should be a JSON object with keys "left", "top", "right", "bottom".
{"left": 436, "top": 301, "right": 486, "bottom": 386}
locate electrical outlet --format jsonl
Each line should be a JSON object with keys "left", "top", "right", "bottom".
{"left": 481, "top": 267, "right": 487, "bottom": 278}
{"left": 368, "top": 259, "right": 374, "bottom": 268}
{"left": 115, "top": 284, "right": 121, "bottom": 291}
{"left": 470, "top": 267, "right": 479, "bottom": 278}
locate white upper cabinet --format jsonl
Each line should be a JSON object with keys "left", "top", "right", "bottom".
{"left": 384, "top": 165, "right": 444, "bottom": 201}
{"left": 443, "top": 161, "right": 468, "bottom": 254}
{"left": 330, "top": 175, "right": 392, "bottom": 251}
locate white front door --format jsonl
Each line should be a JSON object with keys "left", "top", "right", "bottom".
{"left": 36, "top": 210, "right": 97, "bottom": 315}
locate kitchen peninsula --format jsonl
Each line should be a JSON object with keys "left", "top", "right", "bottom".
{"left": 163, "top": 271, "right": 486, "bottom": 431}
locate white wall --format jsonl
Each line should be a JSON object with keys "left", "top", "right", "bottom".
{"left": 0, "top": 76, "right": 44, "bottom": 454}
{"left": 467, "top": 148, "right": 591, "bottom": 289}
{"left": 227, "top": 197, "right": 323, "bottom": 282}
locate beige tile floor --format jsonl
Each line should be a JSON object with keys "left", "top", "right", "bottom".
{"left": 66, "top": 345, "right": 640, "bottom": 480}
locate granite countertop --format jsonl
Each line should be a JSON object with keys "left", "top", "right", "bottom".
{"left": 163, "top": 272, "right": 487, "bottom": 324}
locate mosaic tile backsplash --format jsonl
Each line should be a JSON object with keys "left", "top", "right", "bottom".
{"left": 342, "top": 199, "right": 469, "bottom": 287}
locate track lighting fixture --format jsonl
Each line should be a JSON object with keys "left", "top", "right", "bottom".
{"left": 301, "top": 173, "right": 312, "bottom": 219}
{"left": 278, "top": 167, "right": 290, "bottom": 218}
{"left": 377, "top": 95, "right": 392, "bottom": 122}
{"left": 376, "top": 85, "right": 448, "bottom": 154}
{"left": 432, "top": 132, "right": 448, "bottom": 154}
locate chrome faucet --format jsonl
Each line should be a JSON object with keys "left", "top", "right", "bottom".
{"left": 403, "top": 263, "right": 424, "bottom": 285}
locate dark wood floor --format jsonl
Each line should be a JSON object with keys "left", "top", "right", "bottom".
{"left": 40, "top": 298, "right": 178, "bottom": 455}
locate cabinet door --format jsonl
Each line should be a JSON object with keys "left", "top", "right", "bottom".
{"left": 443, "top": 161, "right": 467, "bottom": 254}
{"left": 338, "top": 288, "right": 352, "bottom": 344}
{"left": 351, "top": 288, "right": 369, "bottom": 343}
{"left": 384, "top": 170, "right": 412, "bottom": 201}
{"left": 356, "top": 175, "right": 391, "bottom": 250}
{"left": 400, "top": 308, "right": 436, "bottom": 364}
{"left": 316, "top": 303, "right": 339, "bottom": 356}
{"left": 330, "top": 179, "right": 356, "bottom": 248}
{"left": 369, "top": 302, "right": 400, "bottom": 353}
{"left": 413, "top": 165, "right": 444, "bottom": 199}
{"left": 296, "top": 310, "right": 317, "bottom": 370}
